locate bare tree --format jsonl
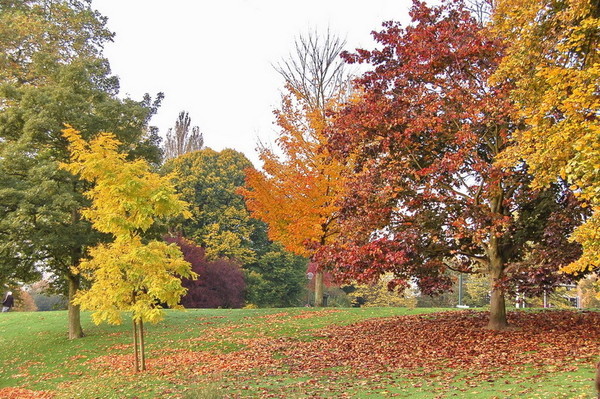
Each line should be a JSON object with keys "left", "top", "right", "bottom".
{"left": 163, "top": 111, "right": 204, "bottom": 160}
{"left": 275, "top": 29, "right": 351, "bottom": 115}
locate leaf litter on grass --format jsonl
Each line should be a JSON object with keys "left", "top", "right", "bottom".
{"left": 75, "top": 309, "right": 600, "bottom": 398}
{"left": 0, "top": 387, "right": 54, "bottom": 399}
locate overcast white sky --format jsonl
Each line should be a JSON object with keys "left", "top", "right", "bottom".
{"left": 92, "top": 0, "right": 413, "bottom": 166}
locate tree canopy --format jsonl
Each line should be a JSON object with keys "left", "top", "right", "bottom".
{"left": 61, "top": 126, "right": 193, "bottom": 371}
{"left": 492, "top": 0, "right": 600, "bottom": 276}
{"left": 61, "top": 126, "right": 193, "bottom": 325}
{"left": 167, "top": 236, "right": 246, "bottom": 309}
{"left": 0, "top": 0, "right": 163, "bottom": 338}
{"left": 317, "top": 0, "right": 584, "bottom": 329}
{"left": 163, "top": 148, "right": 257, "bottom": 263}
{"left": 242, "top": 30, "right": 350, "bottom": 306}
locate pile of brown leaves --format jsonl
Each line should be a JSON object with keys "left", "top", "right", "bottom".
{"left": 88, "top": 310, "right": 600, "bottom": 383}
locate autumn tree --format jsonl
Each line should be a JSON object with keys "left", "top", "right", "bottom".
{"left": 275, "top": 29, "right": 350, "bottom": 112}
{"left": 346, "top": 274, "right": 418, "bottom": 308}
{"left": 163, "top": 111, "right": 204, "bottom": 160}
{"left": 0, "top": 0, "right": 162, "bottom": 339}
{"left": 319, "top": 0, "right": 583, "bottom": 329}
{"left": 491, "top": 0, "right": 600, "bottom": 278}
{"left": 166, "top": 236, "right": 246, "bottom": 309}
{"left": 12, "top": 289, "right": 38, "bottom": 312}
{"left": 163, "top": 148, "right": 257, "bottom": 263}
{"left": 61, "top": 127, "right": 194, "bottom": 371}
{"left": 163, "top": 148, "right": 308, "bottom": 306}
{"left": 28, "top": 280, "right": 67, "bottom": 311}
{"left": 242, "top": 30, "right": 350, "bottom": 306}
{"left": 579, "top": 275, "right": 600, "bottom": 308}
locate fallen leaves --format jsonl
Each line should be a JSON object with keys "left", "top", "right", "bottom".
{"left": 0, "top": 387, "right": 54, "bottom": 399}
{"left": 86, "top": 309, "right": 600, "bottom": 385}
{"left": 276, "top": 310, "right": 599, "bottom": 377}
{"left": 290, "top": 309, "right": 341, "bottom": 319}
{"left": 8, "top": 309, "right": 598, "bottom": 398}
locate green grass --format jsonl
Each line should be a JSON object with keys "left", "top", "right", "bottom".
{"left": 0, "top": 307, "right": 597, "bottom": 398}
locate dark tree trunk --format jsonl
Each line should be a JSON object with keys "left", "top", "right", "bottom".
{"left": 67, "top": 273, "right": 84, "bottom": 339}
{"left": 67, "top": 226, "right": 85, "bottom": 340}
{"left": 487, "top": 237, "right": 509, "bottom": 330}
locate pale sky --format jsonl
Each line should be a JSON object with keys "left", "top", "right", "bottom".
{"left": 92, "top": 0, "right": 413, "bottom": 166}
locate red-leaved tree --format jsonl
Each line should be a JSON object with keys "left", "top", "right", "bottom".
{"left": 166, "top": 236, "right": 246, "bottom": 309}
{"left": 318, "top": 0, "right": 583, "bottom": 329}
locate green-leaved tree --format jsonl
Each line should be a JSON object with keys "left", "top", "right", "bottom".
{"left": 0, "top": 0, "right": 163, "bottom": 338}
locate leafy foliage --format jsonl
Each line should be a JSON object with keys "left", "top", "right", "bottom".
{"left": 163, "top": 148, "right": 309, "bottom": 307}
{"left": 0, "top": 0, "right": 163, "bottom": 338}
{"left": 11, "top": 289, "right": 38, "bottom": 312}
{"left": 244, "top": 245, "right": 308, "bottom": 307}
{"left": 464, "top": 273, "right": 491, "bottom": 307}
{"left": 0, "top": 0, "right": 112, "bottom": 83}
{"left": 492, "top": 0, "right": 600, "bottom": 276}
{"left": 167, "top": 236, "right": 246, "bottom": 309}
{"left": 241, "top": 88, "right": 347, "bottom": 307}
{"left": 163, "top": 148, "right": 257, "bottom": 264}
{"left": 346, "top": 273, "right": 418, "bottom": 308}
{"left": 318, "top": 0, "right": 584, "bottom": 329}
{"left": 242, "top": 90, "right": 346, "bottom": 257}
{"left": 579, "top": 275, "right": 600, "bottom": 308}
{"left": 61, "top": 127, "right": 194, "bottom": 325}
{"left": 242, "top": 30, "right": 351, "bottom": 307}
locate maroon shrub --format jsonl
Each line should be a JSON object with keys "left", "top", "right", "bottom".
{"left": 166, "top": 236, "right": 246, "bottom": 308}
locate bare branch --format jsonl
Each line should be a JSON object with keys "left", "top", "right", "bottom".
{"left": 163, "top": 111, "right": 204, "bottom": 160}
{"left": 274, "top": 28, "right": 351, "bottom": 113}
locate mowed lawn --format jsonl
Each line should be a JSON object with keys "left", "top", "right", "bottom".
{"left": 0, "top": 307, "right": 598, "bottom": 398}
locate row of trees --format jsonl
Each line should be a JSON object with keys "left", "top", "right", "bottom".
{"left": 0, "top": 0, "right": 310, "bottom": 346}
{"left": 161, "top": 145, "right": 309, "bottom": 308}
{"left": 1, "top": 0, "right": 596, "bottom": 348}
{"left": 0, "top": 0, "right": 164, "bottom": 339}
{"left": 242, "top": 0, "right": 599, "bottom": 330}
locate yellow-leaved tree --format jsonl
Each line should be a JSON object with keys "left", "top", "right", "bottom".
{"left": 492, "top": 0, "right": 600, "bottom": 276}
{"left": 61, "top": 127, "right": 195, "bottom": 371}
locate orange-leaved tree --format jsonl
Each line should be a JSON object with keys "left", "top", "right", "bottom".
{"left": 241, "top": 31, "right": 350, "bottom": 306}
{"left": 242, "top": 88, "right": 347, "bottom": 306}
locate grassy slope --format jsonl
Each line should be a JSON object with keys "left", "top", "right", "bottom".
{"left": 0, "top": 307, "right": 597, "bottom": 398}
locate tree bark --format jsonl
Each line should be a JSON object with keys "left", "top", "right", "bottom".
{"left": 314, "top": 271, "right": 324, "bottom": 307}
{"left": 66, "top": 273, "right": 84, "bottom": 339}
{"left": 133, "top": 319, "right": 139, "bottom": 372}
{"left": 487, "top": 238, "right": 509, "bottom": 330}
{"left": 139, "top": 319, "right": 146, "bottom": 371}
{"left": 67, "top": 228, "right": 84, "bottom": 340}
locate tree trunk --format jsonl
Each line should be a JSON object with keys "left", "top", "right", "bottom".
{"left": 139, "top": 319, "right": 146, "bottom": 371}
{"left": 314, "top": 271, "right": 324, "bottom": 307}
{"left": 67, "top": 273, "right": 84, "bottom": 339}
{"left": 133, "top": 319, "right": 140, "bottom": 372}
{"left": 487, "top": 240, "right": 509, "bottom": 330}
